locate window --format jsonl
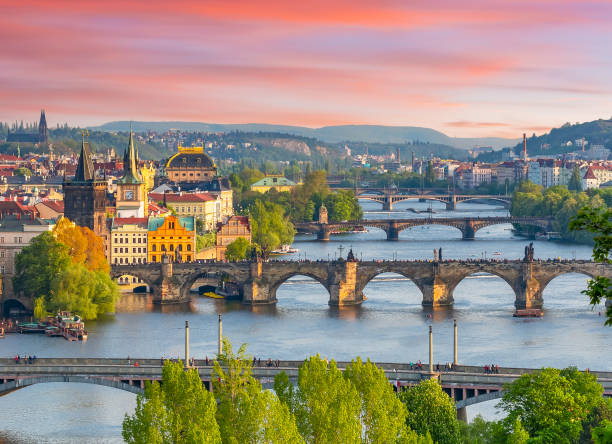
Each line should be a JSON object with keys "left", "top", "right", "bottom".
{"left": 152, "top": 244, "right": 156, "bottom": 251}
{"left": 187, "top": 255, "right": 191, "bottom": 262}
{"left": 152, "top": 255, "right": 156, "bottom": 262}
{"left": 133, "top": 248, "right": 136, "bottom": 253}
{"left": 187, "top": 244, "right": 191, "bottom": 251}
{"left": 114, "top": 248, "right": 117, "bottom": 253}
{"left": 178, "top": 244, "right": 182, "bottom": 251}
{"left": 170, "top": 245, "right": 174, "bottom": 251}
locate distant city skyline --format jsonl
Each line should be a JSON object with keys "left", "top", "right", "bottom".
{"left": 2, "top": 0, "right": 612, "bottom": 138}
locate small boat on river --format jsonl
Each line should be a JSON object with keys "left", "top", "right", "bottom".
{"left": 271, "top": 245, "right": 300, "bottom": 255}
{"left": 49, "top": 312, "right": 88, "bottom": 341}
{"left": 514, "top": 309, "right": 543, "bottom": 318}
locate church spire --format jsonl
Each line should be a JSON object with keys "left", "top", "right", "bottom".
{"left": 74, "top": 133, "right": 95, "bottom": 181}
{"left": 119, "top": 126, "right": 142, "bottom": 184}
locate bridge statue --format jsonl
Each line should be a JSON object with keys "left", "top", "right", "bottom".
{"left": 523, "top": 243, "right": 534, "bottom": 262}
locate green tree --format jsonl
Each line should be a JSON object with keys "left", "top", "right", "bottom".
{"left": 570, "top": 206, "right": 612, "bottom": 324}
{"left": 123, "top": 360, "right": 221, "bottom": 444}
{"left": 569, "top": 165, "right": 583, "bottom": 191}
{"left": 343, "top": 357, "right": 414, "bottom": 442}
{"left": 213, "top": 338, "right": 303, "bottom": 444}
{"left": 275, "top": 355, "right": 361, "bottom": 443}
{"left": 13, "top": 167, "right": 32, "bottom": 176}
{"left": 425, "top": 161, "right": 436, "bottom": 186}
{"left": 197, "top": 232, "right": 216, "bottom": 252}
{"left": 498, "top": 367, "right": 603, "bottom": 443}
{"left": 224, "top": 237, "right": 251, "bottom": 261}
{"left": 399, "top": 379, "right": 461, "bottom": 444}
{"left": 592, "top": 420, "right": 612, "bottom": 444}
{"left": 249, "top": 200, "right": 294, "bottom": 255}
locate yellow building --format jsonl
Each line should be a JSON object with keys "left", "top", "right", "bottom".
{"left": 165, "top": 144, "right": 217, "bottom": 183}
{"left": 148, "top": 215, "right": 196, "bottom": 263}
{"left": 110, "top": 217, "right": 148, "bottom": 265}
{"left": 250, "top": 175, "right": 298, "bottom": 193}
{"left": 148, "top": 192, "right": 220, "bottom": 231}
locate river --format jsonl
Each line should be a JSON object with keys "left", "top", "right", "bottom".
{"left": 0, "top": 199, "right": 609, "bottom": 443}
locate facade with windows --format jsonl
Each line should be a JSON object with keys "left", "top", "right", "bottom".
{"left": 148, "top": 192, "right": 220, "bottom": 231}
{"left": 216, "top": 216, "right": 251, "bottom": 261}
{"left": 147, "top": 215, "right": 195, "bottom": 263}
{"left": 165, "top": 145, "right": 217, "bottom": 184}
{"left": 0, "top": 215, "right": 54, "bottom": 297}
{"left": 110, "top": 218, "right": 148, "bottom": 265}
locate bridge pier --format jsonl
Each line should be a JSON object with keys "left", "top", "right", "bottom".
{"left": 462, "top": 221, "right": 475, "bottom": 240}
{"left": 456, "top": 407, "right": 468, "bottom": 422}
{"left": 387, "top": 222, "right": 399, "bottom": 241}
{"left": 382, "top": 199, "right": 393, "bottom": 211}
{"left": 515, "top": 262, "right": 543, "bottom": 309}
{"left": 153, "top": 257, "right": 186, "bottom": 304}
{"left": 317, "top": 227, "right": 330, "bottom": 241}
{"left": 420, "top": 265, "right": 454, "bottom": 307}
{"left": 446, "top": 199, "right": 456, "bottom": 211}
{"left": 328, "top": 261, "right": 364, "bottom": 306}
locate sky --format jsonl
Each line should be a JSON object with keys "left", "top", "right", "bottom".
{"left": 2, "top": 0, "right": 612, "bottom": 138}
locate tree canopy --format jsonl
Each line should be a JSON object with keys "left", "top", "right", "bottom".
{"left": 13, "top": 219, "right": 118, "bottom": 319}
{"left": 224, "top": 237, "right": 251, "bottom": 261}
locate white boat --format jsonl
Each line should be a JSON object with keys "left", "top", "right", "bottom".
{"left": 271, "top": 245, "right": 299, "bottom": 255}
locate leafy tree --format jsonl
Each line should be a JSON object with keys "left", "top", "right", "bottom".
{"left": 13, "top": 167, "right": 32, "bottom": 176}
{"left": 275, "top": 355, "right": 361, "bottom": 443}
{"left": 399, "top": 379, "right": 461, "bottom": 444}
{"left": 570, "top": 206, "right": 612, "bottom": 324}
{"left": 13, "top": 232, "right": 71, "bottom": 302}
{"left": 343, "top": 357, "right": 414, "bottom": 442}
{"left": 249, "top": 200, "right": 294, "bottom": 255}
{"left": 213, "top": 338, "right": 303, "bottom": 444}
{"left": 123, "top": 360, "right": 221, "bottom": 444}
{"left": 498, "top": 367, "right": 603, "bottom": 443}
{"left": 592, "top": 420, "right": 612, "bottom": 444}
{"left": 224, "top": 237, "right": 251, "bottom": 261}
{"left": 569, "top": 165, "right": 583, "bottom": 191}
{"left": 53, "top": 217, "right": 109, "bottom": 272}
{"left": 425, "top": 161, "right": 436, "bottom": 186}
{"left": 580, "top": 398, "right": 612, "bottom": 444}
{"left": 197, "top": 232, "right": 216, "bottom": 252}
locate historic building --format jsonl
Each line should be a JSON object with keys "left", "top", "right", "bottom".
{"left": 62, "top": 138, "right": 109, "bottom": 257}
{"left": 147, "top": 215, "right": 195, "bottom": 263}
{"left": 0, "top": 214, "right": 54, "bottom": 298}
{"left": 250, "top": 175, "right": 297, "bottom": 193}
{"left": 165, "top": 144, "right": 217, "bottom": 183}
{"left": 110, "top": 217, "right": 148, "bottom": 265}
{"left": 116, "top": 132, "right": 145, "bottom": 218}
{"left": 6, "top": 110, "right": 48, "bottom": 144}
{"left": 215, "top": 215, "right": 251, "bottom": 261}
{"left": 148, "top": 192, "right": 220, "bottom": 231}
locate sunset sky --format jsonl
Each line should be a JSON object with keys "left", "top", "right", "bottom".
{"left": 2, "top": 0, "right": 612, "bottom": 138}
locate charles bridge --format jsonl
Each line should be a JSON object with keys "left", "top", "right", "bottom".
{"left": 0, "top": 358, "right": 610, "bottom": 418}
{"left": 102, "top": 258, "right": 612, "bottom": 309}
{"left": 294, "top": 216, "right": 553, "bottom": 241}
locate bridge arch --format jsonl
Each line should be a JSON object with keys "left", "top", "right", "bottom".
{"left": 446, "top": 266, "right": 521, "bottom": 307}
{"left": 0, "top": 376, "right": 144, "bottom": 397}
{"left": 269, "top": 272, "right": 331, "bottom": 303}
{"left": 1, "top": 298, "right": 31, "bottom": 317}
{"left": 396, "top": 222, "right": 464, "bottom": 239}
{"left": 110, "top": 268, "right": 157, "bottom": 290}
{"left": 178, "top": 269, "right": 240, "bottom": 300}
{"left": 359, "top": 271, "right": 424, "bottom": 304}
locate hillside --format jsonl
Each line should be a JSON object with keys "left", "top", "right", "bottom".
{"left": 94, "top": 121, "right": 517, "bottom": 150}
{"left": 515, "top": 118, "right": 612, "bottom": 156}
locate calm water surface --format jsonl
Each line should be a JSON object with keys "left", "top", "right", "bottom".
{"left": 0, "top": 201, "right": 609, "bottom": 442}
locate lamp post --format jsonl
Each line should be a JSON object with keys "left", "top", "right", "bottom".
{"left": 185, "top": 320, "right": 190, "bottom": 368}
{"left": 453, "top": 319, "right": 458, "bottom": 366}
{"left": 429, "top": 325, "right": 433, "bottom": 373}
{"left": 218, "top": 314, "right": 223, "bottom": 356}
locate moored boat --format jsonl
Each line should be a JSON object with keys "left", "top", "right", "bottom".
{"left": 513, "top": 309, "right": 543, "bottom": 318}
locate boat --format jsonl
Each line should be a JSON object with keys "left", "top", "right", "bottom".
{"left": 49, "top": 311, "right": 88, "bottom": 341}
{"left": 513, "top": 309, "right": 543, "bottom": 318}
{"left": 203, "top": 291, "right": 224, "bottom": 299}
{"left": 329, "top": 226, "right": 368, "bottom": 235}
{"left": 493, "top": 252, "right": 502, "bottom": 256}
{"left": 18, "top": 322, "right": 47, "bottom": 334}
{"left": 270, "top": 245, "right": 300, "bottom": 255}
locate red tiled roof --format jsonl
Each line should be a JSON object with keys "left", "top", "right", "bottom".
{"left": 148, "top": 192, "right": 215, "bottom": 203}
{"left": 113, "top": 217, "right": 148, "bottom": 225}
{"left": 583, "top": 167, "right": 597, "bottom": 179}
{"left": 40, "top": 200, "right": 64, "bottom": 213}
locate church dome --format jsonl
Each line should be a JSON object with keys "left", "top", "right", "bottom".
{"left": 166, "top": 145, "right": 215, "bottom": 169}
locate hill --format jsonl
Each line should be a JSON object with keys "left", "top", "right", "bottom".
{"left": 513, "top": 118, "right": 612, "bottom": 157}
{"left": 94, "top": 121, "right": 517, "bottom": 150}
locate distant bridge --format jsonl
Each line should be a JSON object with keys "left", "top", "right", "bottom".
{"left": 294, "top": 216, "right": 553, "bottom": 241}
{"left": 332, "top": 187, "right": 512, "bottom": 211}
{"left": 1, "top": 358, "right": 610, "bottom": 417}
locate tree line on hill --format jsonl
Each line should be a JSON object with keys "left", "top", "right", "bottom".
{"left": 122, "top": 339, "right": 612, "bottom": 444}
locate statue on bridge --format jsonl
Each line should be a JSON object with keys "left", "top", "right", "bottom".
{"left": 523, "top": 242, "right": 534, "bottom": 262}
{"left": 347, "top": 248, "right": 356, "bottom": 262}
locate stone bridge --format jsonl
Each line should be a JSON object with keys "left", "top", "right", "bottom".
{"left": 109, "top": 259, "right": 611, "bottom": 308}
{"left": 294, "top": 216, "right": 553, "bottom": 241}
{"left": 355, "top": 191, "right": 512, "bottom": 211}
{"left": 0, "top": 358, "right": 610, "bottom": 418}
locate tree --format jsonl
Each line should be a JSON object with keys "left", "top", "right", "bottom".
{"left": 570, "top": 206, "right": 612, "bottom": 325}
{"left": 399, "top": 379, "right": 461, "bottom": 444}
{"left": 343, "top": 357, "right": 414, "bottom": 443}
{"left": 249, "top": 200, "right": 294, "bottom": 255}
{"left": 425, "top": 161, "right": 436, "bottom": 187}
{"left": 13, "top": 167, "right": 32, "bottom": 176}
{"left": 224, "top": 237, "right": 251, "bottom": 261}
{"left": 592, "top": 421, "right": 612, "bottom": 444}
{"left": 498, "top": 367, "right": 603, "bottom": 443}
{"left": 213, "top": 338, "right": 303, "bottom": 444}
{"left": 275, "top": 355, "right": 361, "bottom": 443}
{"left": 123, "top": 360, "right": 221, "bottom": 444}
{"left": 197, "top": 232, "right": 216, "bottom": 252}
{"left": 53, "top": 217, "right": 109, "bottom": 272}
{"left": 569, "top": 165, "right": 582, "bottom": 191}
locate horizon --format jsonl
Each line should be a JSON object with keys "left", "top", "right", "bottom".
{"left": 3, "top": 1, "right": 612, "bottom": 138}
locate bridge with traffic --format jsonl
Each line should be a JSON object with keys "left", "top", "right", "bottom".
{"left": 294, "top": 216, "right": 553, "bottom": 241}
{"left": 1, "top": 357, "right": 610, "bottom": 419}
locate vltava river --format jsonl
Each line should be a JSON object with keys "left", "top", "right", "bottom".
{"left": 0, "top": 200, "right": 609, "bottom": 443}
